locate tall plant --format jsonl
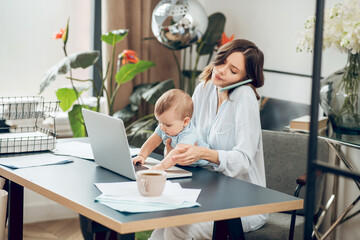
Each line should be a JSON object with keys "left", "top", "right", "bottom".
{"left": 116, "top": 12, "right": 230, "bottom": 148}
{"left": 39, "top": 19, "right": 155, "bottom": 137}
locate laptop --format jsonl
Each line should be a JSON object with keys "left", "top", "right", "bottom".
{"left": 82, "top": 109, "right": 192, "bottom": 180}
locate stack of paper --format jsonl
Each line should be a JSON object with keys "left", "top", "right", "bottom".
{"left": 94, "top": 181, "right": 201, "bottom": 213}
{"left": 0, "top": 153, "right": 72, "bottom": 169}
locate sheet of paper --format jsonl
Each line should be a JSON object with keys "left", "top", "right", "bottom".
{"left": 0, "top": 131, "right": 47, "bottom": 139}
{"left": 129, "top": 147, "right": 140, "bottom": 156}
{"left": 95, "top": 181, "right": 201, "bottom": 213}
{"left": 95, "top": 181, "right": 201, "bottom": 206}
{"left": 0, "top": 153, "right": 72, "bottom": 169}
{"left": 96, "top": 198, "right": 200, "bottom": 213}
{"left": 52, "top": 141, "right": 94, "bottom": 160}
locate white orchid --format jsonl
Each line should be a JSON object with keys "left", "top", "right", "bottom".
{"left": 297, "top": 0, "right": 360, "bottom": 54}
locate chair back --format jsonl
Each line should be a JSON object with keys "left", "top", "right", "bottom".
{"left": 262, "top": 130, "right": 329, "bottom": 214}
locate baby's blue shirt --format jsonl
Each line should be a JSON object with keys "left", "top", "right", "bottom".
{"left": 154, "top": 121, "right": 209, "bottom": 166}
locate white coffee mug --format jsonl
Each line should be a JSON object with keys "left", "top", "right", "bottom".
{"left": 136, "top": 170, "right": 166, "bottom": 197}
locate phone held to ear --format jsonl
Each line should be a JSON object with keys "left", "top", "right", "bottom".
{"left": 219, "top": 79, "right": 252, "bottom": 92}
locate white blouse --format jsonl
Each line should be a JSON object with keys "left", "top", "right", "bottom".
{"left": 192, "top": 81, "right": 268, "bottom": 232}
{"left": 192, "top": 81, "right": 266, "bottom": 187}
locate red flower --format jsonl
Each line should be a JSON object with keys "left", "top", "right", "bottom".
{"left": 120, "top": 49, "right": 139, "bottom": 65}
{"left": 54, "top": 28, "right": 65, "bottom": 39}
{"left": 219, "top": 32, "right": 235, "bottom": 47}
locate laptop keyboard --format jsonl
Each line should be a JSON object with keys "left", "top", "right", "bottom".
{"left": 134, "top": 164, "right": 149, "bottom": 171}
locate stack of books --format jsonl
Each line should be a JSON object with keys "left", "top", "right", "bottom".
{"left": 289, "top": 115, "right": 328, "bottom": 133}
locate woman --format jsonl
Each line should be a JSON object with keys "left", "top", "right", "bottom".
{"left": 150, "top": 39, "right": 267, "bottom": 239}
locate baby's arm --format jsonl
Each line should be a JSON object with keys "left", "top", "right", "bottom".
{"left": 151, "top": 148, "right": 178, "bottom": 171}
{"left": 132, "top": 133, "right": 162, "bottom": 165}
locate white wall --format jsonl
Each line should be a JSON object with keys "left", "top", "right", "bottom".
{"left": 0, "top": 0, "right": 91, "bottom": 223}
{"left": 0, "top": 0, "right": 91, "bottom": 101}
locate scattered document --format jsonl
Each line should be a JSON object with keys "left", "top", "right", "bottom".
{"left": 52, "top": 141, "right": 94, "bottom": 160}
{"left": 94, "top": 181, "right": 201, "bottom": 213}
{"left": 53, "top": 142, "right": 141, "bottom": 160}
{"left": 0, "top": 153, "right": 72, "bottom": 169}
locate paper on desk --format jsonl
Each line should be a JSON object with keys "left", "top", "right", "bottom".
{"left": 95, "top": 181, "right": 201, "bottom": 213}
{"left": 97, "top": 199, "right": 200, "bottom": 213}
{"left": 52, "top": 141, "right": 94, "bottom": 160}
{"left": 0, "top": 153, "right": 72, "bottom": 169}
{"left": 53, "top": 142, "right": 141, "bottom": 160}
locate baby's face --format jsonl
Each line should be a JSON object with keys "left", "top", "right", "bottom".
{"left": 155, "top": 108, "right": 187, "bottom": 137}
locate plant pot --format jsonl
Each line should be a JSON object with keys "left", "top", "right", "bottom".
{"left": 320, "top": 51, "right": 360, "bottom": 135}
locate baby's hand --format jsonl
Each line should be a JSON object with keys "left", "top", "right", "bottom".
{"left": 132, "top": 155, "right": 146, "bottom": 165}
{"left": 150, "top": 157, "right": 176, "bottom": 171}
{"left": 150, "top": 162, "right": 167, "bottom": 171}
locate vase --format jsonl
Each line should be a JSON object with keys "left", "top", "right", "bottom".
{"left": 320, "top": 51, "right": 360, "bottom": 135}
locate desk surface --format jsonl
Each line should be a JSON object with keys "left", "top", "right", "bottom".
{"left": 0, "top": 139, "right": 303, "bottom": 234}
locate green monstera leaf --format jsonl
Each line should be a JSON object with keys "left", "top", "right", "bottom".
{"left": 39, "top": 51, "right": 99, "bottom": 94}
{"left": 68, "top": 105, "right": 87, "bottom": 138}
{"left": 68, "top": 105, "right": 95, "bottom": 138}
{"left": 141, "top": 79, "right": 175, "bottom": 105}
{"left": 56, "top": 88, "right": 84, "bottom": 112}
{"left": 101, "top": 29, "right": 129, "bottom": 46}
{"left": 115, "top": 60, "right": 156, "bottom": 84}
{"left": 197, "top": 12, "right": 226, "bottom": 55}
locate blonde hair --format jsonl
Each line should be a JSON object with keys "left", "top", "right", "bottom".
{"left": 155, "top": 89, "right": 193, "bottom": 119}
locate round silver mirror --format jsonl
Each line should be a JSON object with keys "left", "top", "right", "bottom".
{"left": 151, "top": 0, "right": 208, "bottom": 50}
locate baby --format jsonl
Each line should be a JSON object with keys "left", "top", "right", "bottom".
{"left": 132, "top": 89, "right": 208, "bottom": 170}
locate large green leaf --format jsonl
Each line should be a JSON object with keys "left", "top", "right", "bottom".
{"left": 101, "top": 29, "right": 129, "bottom": 46}
{"left": 56, "top": 88, "right": 83, "bottom": 112}
{"left": 141, "top": 79, "right": 175, "bottom": 105}
{"left": 113, "top": 105, "right": 137, "bottom": 124}
{"left": 68, "top": 105, "right": 87, "bottom": 137}
{"left": 129, "top": 84, "right": 153, "bottom": 111}
{"left": 197, "top": 12, "right": 226, "bottom": 55}
{"left": 115, "top": 60, "right": 156, "bottom": 84}
{"left": 39, "top": 51, "right": 99, "bottom": 94}
{"left": 127, "top": 117, "right": 158, "bottom": 147}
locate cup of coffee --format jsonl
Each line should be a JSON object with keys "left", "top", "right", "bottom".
{"left": 136, "top": 170, "right": 166, "bottom": 197}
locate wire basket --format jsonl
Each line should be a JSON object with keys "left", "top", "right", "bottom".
{"left": 0, "top": 96, "right": 59, "bottom": 120}
{"left": 0, "top": 96, "right": 59, "bottom": 154}
{"left": 0, "top": 126, "right": 57, "bottom": 154}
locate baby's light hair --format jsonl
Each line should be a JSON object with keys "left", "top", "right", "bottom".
{"left": 155, "top": 89, "right": 193, "bottom": 119}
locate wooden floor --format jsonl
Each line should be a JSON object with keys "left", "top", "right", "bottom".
{"left": 4, "top": 218, "right": 152, "bottom": 240}
{"left": 4, "top": 218, "right": 83, "bottom": 240}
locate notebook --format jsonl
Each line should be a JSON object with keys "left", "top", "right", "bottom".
{"left": 82, "top": 109, "right": 192, "bottom": 180}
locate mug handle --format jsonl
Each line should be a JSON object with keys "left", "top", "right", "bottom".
{"left": 140, "top": 178, "right": 149, "bottom": 193}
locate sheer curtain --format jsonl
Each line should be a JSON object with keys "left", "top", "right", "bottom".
{"left": 102, "top": 0, "right": 179, "bottom": 113}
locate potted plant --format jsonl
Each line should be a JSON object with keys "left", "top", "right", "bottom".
{"left": 39, "top": 19, "right": 155, "bottom": 137}
{"left": 297, "top": 0, "right": 360, "bottom": 134}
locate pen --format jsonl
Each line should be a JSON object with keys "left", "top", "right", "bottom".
{"left": 219, "top": 79, "right": 252, "bottom": 92}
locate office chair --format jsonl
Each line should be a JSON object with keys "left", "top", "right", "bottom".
{"left": 245, "top": 130, "right": 329, "bottom": 240}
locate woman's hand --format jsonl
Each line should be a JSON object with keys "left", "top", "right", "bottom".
{"left": 171, "top": 144, "right": 201, "bottom": 166}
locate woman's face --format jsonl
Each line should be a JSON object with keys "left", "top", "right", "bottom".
{"left": 211, "top": 52, "right": 248, "bottom": 89}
